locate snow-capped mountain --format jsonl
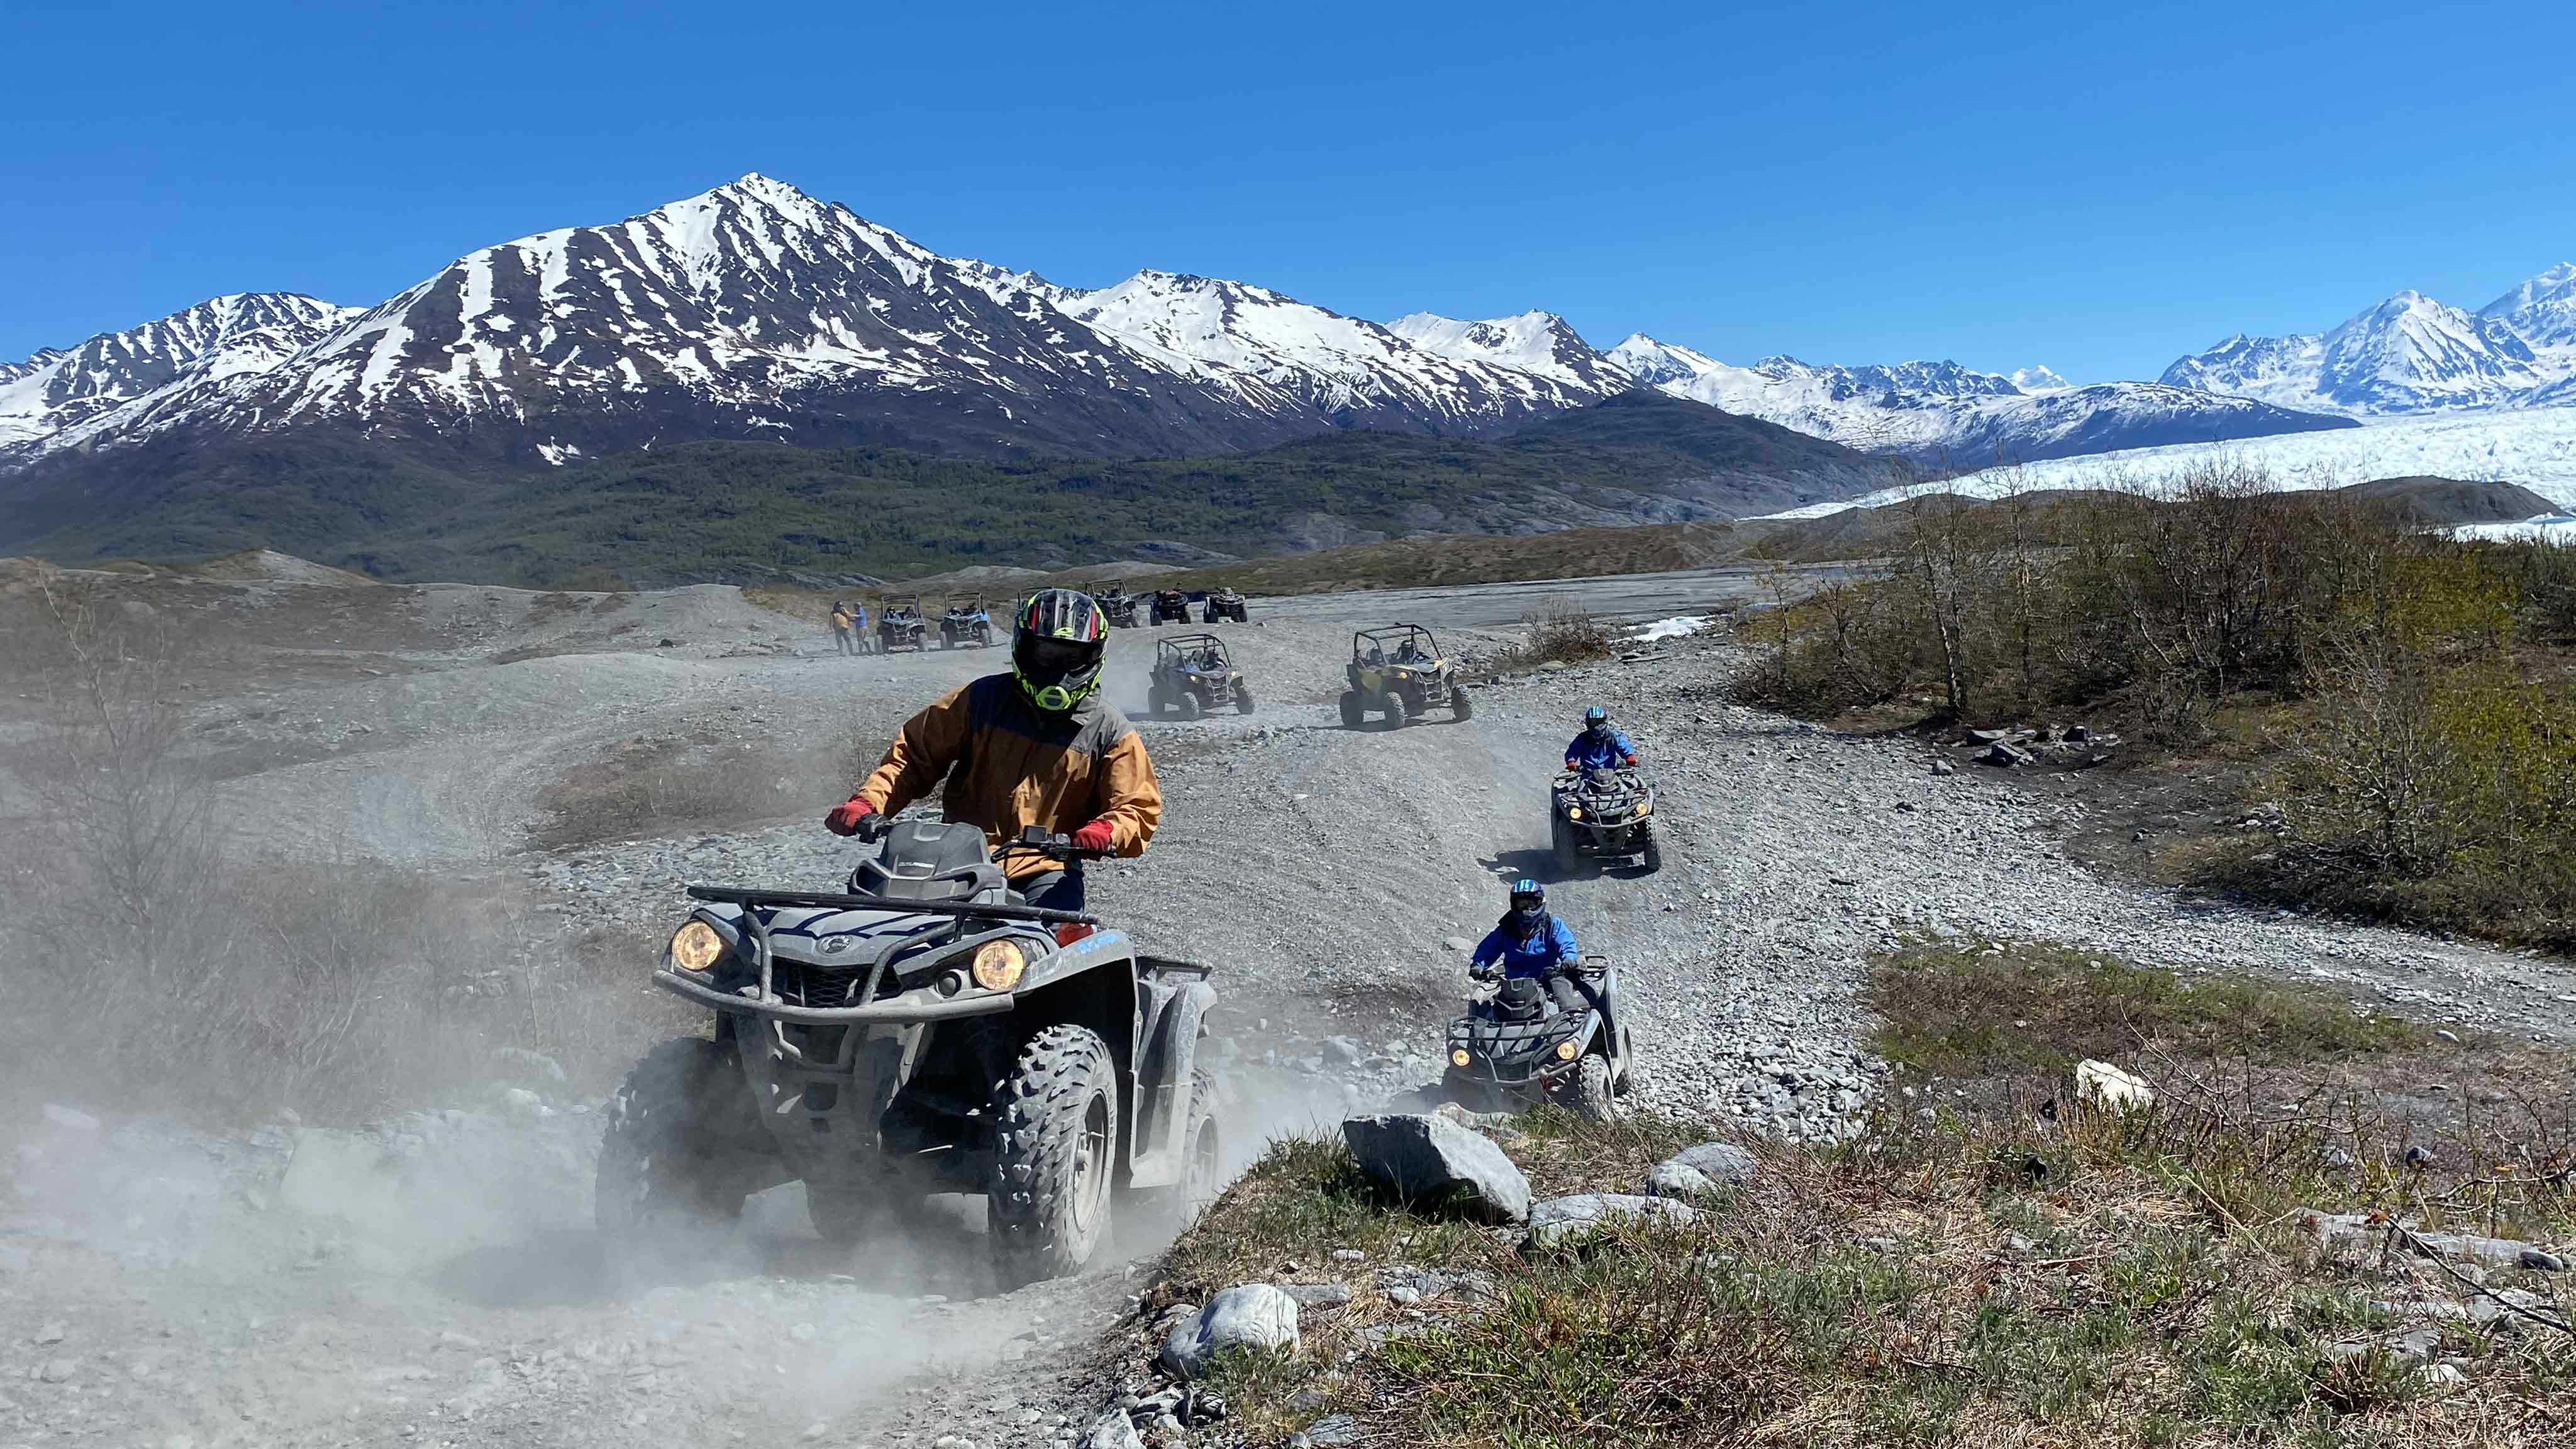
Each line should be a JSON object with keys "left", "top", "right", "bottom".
{"left": 1384, "top": 311, "right": 1639, "bottom": 395}
{"left": 1602, "top": 335, "right": 2350, "bottom": 466}
{"left": 1053, "top": 278, "right": 1622, "bottom": 431}
{"left": 2011, "top": 365, "right": 2073, "bottom": 394}
{"left": 2160, "top": 291, "right": 2549, "bottom": 416}
{"left": 2160, "top": 269, "right": 2576, "bottom": 418}
{"left": 0, "top": 177, "right": 1636, "bottom": 472}
{"left": 2480, "top": 262, "right": 2576, "bottom": 349}
{"left": 0, "top": 293, "right": 356, "bottom": 455}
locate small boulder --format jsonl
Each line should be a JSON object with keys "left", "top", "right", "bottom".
{"left": 2073, "top": 1060, "right": 2153, "bottom": 1113}
{"left": 1442, "top": 936, "right": 1473, "bottom": 953}
{"left": 1977, "top": 741, "right": 2035, "bottom": 769}
{"left": 1646, "top": 1160, "right": 1713, "bottom": 1198}
{"left": 1343, "top": 1114, "right": 1530, "bottom": 1224}
{"left": 1526, "top": 1192, "right": 1697, "bottom": 1250}
{"left": 1159, "top": 1284, "right": 1301, "bottom": 1379}
{"left": 1665, "top": 1141, "right": 1758, "bottom": 1187}
{"left": 1299, "top": 1414, "right": 1362, "bottom": 1448}
{"left": 1279, "top": 1283, "right": 1354, "bottom": 1309}
{"left": 1086, "top": 1409, "right": 1145, "bottom": 1449}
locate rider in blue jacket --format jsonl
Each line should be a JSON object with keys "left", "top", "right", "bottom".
{"left": 1472, "top": 879, "right": 1588, "bottom": 1013}
{"left": 1565, "top": 706, "right": 1638, "bottom": 772}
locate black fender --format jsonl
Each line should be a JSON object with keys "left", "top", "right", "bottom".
{"left": 1124, "top": 977, "right": 1216, "bottom": 1188}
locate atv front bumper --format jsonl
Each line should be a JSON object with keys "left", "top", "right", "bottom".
{"left": 653, "top": 968, "right": 1014, "bottom": 1023}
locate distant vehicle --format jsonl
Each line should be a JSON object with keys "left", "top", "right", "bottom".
{"left": 1148, "top": 588, "right": 1192, "bottom": 626}
{"left": 1201, "top": 587, "right": 1248, "bottom": 625}
{"left": 1149, "top": 633, "right": 1254, "bottom": 718}
{"left": 939, "top": 595, "right": 996, "bottom": 649}
{"left": 1341, "top": 624, "right": 1470, "bottom": 730}
{"left": 877, "top": 596, "right": 929, "bottom": 653}
{"left": 1097, "top": 582, "right": 1140, "bottom": 628}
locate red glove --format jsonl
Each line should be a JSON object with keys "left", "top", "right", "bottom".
{"left": 1070, "top": 819, "right": 1116, "bottom": 854}
{"left": 824, "top": 797, "right": 877, "bottom": 836}
{"left": 1621, "top": 753, "right": 1639, "bottom": 767}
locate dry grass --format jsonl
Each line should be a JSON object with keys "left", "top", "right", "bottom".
{"left": 1148, "top": 942, "right": 2576, "bottom": 1448}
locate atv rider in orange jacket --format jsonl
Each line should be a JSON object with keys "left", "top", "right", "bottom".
{"left": 823, "top": 589, "right": 1162, "bottom": 911}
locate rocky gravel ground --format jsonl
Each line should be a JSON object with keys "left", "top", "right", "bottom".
{"left": 6, "top": 567, "right": 2573, "bottom": 1449}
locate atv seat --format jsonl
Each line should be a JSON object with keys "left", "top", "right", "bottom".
{"left": 849, "top": 820, "right": 1008, "bottom": 903}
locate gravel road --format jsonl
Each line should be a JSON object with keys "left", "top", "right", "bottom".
{"left": 4, "top": 564, "right": 2570, "bottom": 1449}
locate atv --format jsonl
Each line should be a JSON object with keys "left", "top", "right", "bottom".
{"left": 1443, "top": 957, "right": 1635, "bottom": 1121}
{"left": 877, "top": 597, "right": 930, "bottom": 653}
{"left": 1552, "top": 766, "right": 1660, "bottom": 872}
{"left": 1148, "top": 633, "right": 1254, "bottom": 719}
{"left": 1340, "top": 624, "right": 1471, "bottom": 730}
{"left": 599, "top": 822, "right": 1223, "bottom": 1285}
{"left": 1148, "top": 588, "right": 1192, "bottom": 626}
{"left": 1098, "top": 582, "right": 1140, "bottom": 629}
{"left": 1201, "top": 587, "right": 1248, "bottom": 625}
{"left": 939, "top": 596, "right": 996, "bottom": 650}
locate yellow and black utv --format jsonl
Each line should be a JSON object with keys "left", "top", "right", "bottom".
{"left": 1340, "top": 624, "right": 1470, "bottom": 730}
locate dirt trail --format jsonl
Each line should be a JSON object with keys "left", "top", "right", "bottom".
{"left": 3, "top": 567, "right": 2569, "bottom": 1449}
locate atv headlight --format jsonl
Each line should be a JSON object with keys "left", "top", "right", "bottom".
{"left": 1567, "top": 806, "right": 1584, "bottom": 821}
{"left": 1555, "top": 1039, "right": 1581, "bottom": 1062}
{"left": 972, "top": 940, "right": 1028, "bottom": 993}
{"left": 669, "top": 919, "right": 725, "bottom": 975}
{"left": 1636, "top": 799, "right": 1652, "bottom": 816}
{"left": 1451, "top": 1048, "right": 1472, "bottom": 1069}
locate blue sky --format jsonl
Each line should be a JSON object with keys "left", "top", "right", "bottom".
{"left": 6, "top": 0, "right": 2570, "bottom": 382}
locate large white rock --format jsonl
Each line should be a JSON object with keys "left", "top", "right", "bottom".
{"left": 1341, "top": 1114, "right": 1530, "bottom": 1224}
{"left": 1158, "top": 1284, "right": 1302, "bottom": 1379}
{"left": 2074, "top": 1060, "right": 2155, "bottom": 1112}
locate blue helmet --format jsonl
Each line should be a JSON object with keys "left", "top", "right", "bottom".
{"left": 1585, "top": 706, "right": 1609, "bottom": 731}
{"left": 1508, "top": 877, "right": 1545, "bottom": 923}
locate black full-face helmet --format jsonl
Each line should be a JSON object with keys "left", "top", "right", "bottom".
{"left": 1013, "top": 589, "right": 1108, "bottom": 712}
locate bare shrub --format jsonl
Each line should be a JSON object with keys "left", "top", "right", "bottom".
{"left": 1485, "top": 600, "right": 1618, "bottom": 674}
{"left": 1735, "top": 469, "right": 2576, "bottom": 946}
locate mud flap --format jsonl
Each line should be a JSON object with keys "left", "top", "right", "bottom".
{"left": 1125, "top": 980, "right": 1215, "bottom": 1188}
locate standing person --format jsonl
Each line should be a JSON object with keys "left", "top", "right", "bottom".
{"left": 821, "top": 589, "right": 1161, "bottom": 911}
{"left": 852, "top": 599, "right": 872, "bottom": 654}
{"left": 829, "top": 601, "right": 856, "bottom": 656}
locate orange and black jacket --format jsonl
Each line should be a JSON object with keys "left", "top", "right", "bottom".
{"left": 853, "top": 674, "right": 1162, "bottom": 880}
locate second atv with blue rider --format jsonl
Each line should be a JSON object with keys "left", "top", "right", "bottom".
{"left": 1552, "top": 707, "right": 1658, "bottom": 872}
{"left": 1443, "top": 879, "right": 1635, "bottom": 1120}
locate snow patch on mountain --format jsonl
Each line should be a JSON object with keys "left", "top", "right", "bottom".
{"left": 0, "top": 294, "right": 357, "bottom": 456}
{"left": 2011, "top": 365, "right": 2074, "bottom": 394}
{"left": 1601, "top": 334, "right": 2345, "bottom": 465}
{"left": 1384, "top": 311, "right": 1637, "bottom": 394}
{"left": 1046, "top": 275, "right": 1615, "bottom": 426}
{"left": 1760, "top": 407, "right": 2576, "bottom": 519}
